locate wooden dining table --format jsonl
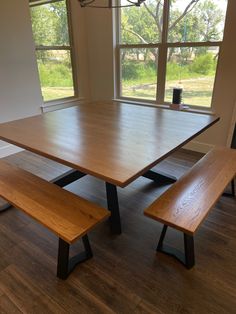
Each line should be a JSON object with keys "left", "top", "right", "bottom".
{"left": 0, "top": 102, "right": 219, "bottom": 233}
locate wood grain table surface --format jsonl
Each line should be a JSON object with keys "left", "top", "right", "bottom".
{"left": 0, "top": 102, "right": 219, "bottom": 187}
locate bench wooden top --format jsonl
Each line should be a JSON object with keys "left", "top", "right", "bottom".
{"left": 0, "top": 161, "right": 110, "bottom": 243}
{"left": 145, "top": 147, "right": 236, "bottom": 235}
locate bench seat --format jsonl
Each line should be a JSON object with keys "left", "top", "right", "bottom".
{"left": 0, "top": 160, "right": 110, "bottom": 279}
{"left": 144, "top": 147, "right": 236, "bottom": 268}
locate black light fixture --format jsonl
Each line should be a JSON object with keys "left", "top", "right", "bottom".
{"left": 78, "top": 0, "right": 146, "bottom": 8}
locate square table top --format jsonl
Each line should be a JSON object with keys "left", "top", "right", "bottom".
{"left": 0, "top": 102, "right": 219, "bottom": 187}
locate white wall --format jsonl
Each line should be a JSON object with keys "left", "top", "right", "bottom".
{"left": 85, "top": 0, "right": 236, "bottom": 152}
{"left": 85, "top": 3, "right": 114, "bottom": 101}
{"left": 0, "top": 0, "right": 42, "bottom": 157}
{"left": 0, "top": 0, "right": 90, "bottom": 157}
{"left": 69, "top": 0, "right": 90, "bottom": 101}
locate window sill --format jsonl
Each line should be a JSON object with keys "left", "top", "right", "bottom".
{"left": 41, "top": 97, "right": 86, "bottom": 109}
{"left": 113, "top": 98, "right": 215, "bottom": 115}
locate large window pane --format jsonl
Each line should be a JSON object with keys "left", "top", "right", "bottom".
{"left": 36, "top": 50, "right": 74, "bottom": 102}
{"left": 30, "top": 0, "right": 76, "bottom": 102}
{"left": 31, "top": 0, "right": 69, "bottom": 46}
{"left": 120, "top": 48, "right": 158, "bottom": 100}
{"left": 168, "top": 0, "right": 228, "bottom": 43}
{"left": 165, "top": 46, "right": 219, "bottom": 107}
{"left": 118, "top": 1, "right": 228, "bottom": 108}
{"left": 120, "top": 0, "right": 163, "bottom": 44}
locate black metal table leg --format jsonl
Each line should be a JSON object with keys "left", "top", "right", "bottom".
{"left": 57, "top": 235, "right": 93, "bottom": 280}
{"left": 143, "top": 170, "right": 177, "bottom": 186}
{"left": 105, "top": 182, "right": 121, "bottom": 235}
{"left": 51, "top": 169, "right": 86, "bottom": 187}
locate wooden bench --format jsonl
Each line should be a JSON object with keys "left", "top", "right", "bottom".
{"left": 144, "top": 147, "right": 236, "bottom": 269}
{"left": 0, "top": 160, "right": 110, "bottom": 279}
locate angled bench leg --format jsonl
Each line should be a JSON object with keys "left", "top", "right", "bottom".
{"left": 184, "top": 234, "right": 195, "bottom": 269}
{"left": 57, "top": 235, "right": 93, "bottom": 280}
{"left": 223, "top": 178, "right": 235, "bottom": 197}
{"left": 231, "top": 179, "right": 235, "bottom": 197}
{"left": 156, "top": 225, "right": 195, "bottom": 269}
{"left": 157, "top": 224, "right": 168, "bottom": 250}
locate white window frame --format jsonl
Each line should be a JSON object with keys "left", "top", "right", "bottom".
{"left": 29, "top": 0, "right": 78, "bottom": 104}
{"left": 115, "top": 0, "right": 225, "bottom": 109}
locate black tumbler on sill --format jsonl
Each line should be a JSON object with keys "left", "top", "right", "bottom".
{"left": 172, "top": 88, "right": 182, "bottom": 104}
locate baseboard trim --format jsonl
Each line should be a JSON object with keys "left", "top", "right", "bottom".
{"left": 184, "top": 141, "right": 214, "bottom": 154}
{"left": 0, "top": 144, "right": 23, "bottom": 158}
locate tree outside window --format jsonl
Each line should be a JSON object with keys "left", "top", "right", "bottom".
{"left": 118, "top": 0, "right": 228, "bottom": 108}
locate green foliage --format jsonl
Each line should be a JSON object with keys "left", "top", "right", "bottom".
{"left": 121, "top": 2, "right": 160, "bottom": 44}
{"left": 122, "top": 61, "right": 156, "bottom": 81}
{"left": 190, "top": 53, "right": 215, "bottom": 75}
{"left": 30, "top": 0, "right": 69, "bottom": 46}
{"left": 121, "top": 0, "right": 226, "bottom": 45}
{"left": 122, "top": 52, "right": 217, "bottom": 86}
{"left": 30, "top": 0, "right": 73, "bottom": 100}
{"left": 166, "top": 62, "right": 190, "bottom": 81}
{"left": 38, "top": 61, "right": 73, "bottom": 87}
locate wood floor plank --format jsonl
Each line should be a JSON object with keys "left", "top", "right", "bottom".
{"left": 0, "top": 294, "right": 23, "bottom": 314}
{"left": 3, "top": 241, "right": 115, "bottom": 314}
{"left": 71, "top": 263, "right": 142, "bottom": 313}
{"left": 0, "top": 265, "right": 66, "bottom": 314}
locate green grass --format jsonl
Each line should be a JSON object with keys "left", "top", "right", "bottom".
{"left": 122, "top": 76, "right": 215, "bottom": 107}
{"left": 42, "top": 77, "right": 214, "bottom": 108}
{"left": 165, "top": 76, "right": 215, "bottom": 107}
{"left": 42, "top": 87, "right": 74, "bottom": 102}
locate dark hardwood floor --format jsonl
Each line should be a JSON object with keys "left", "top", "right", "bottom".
{"left": 0, "top": 149, "right": 235, "bottom": 313}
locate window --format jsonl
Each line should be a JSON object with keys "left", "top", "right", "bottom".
{"left": 117, "top": 0, "right": 228, "bottom": 108}
{"left": 29, "top": 0, "right": 77, "bottom": 102}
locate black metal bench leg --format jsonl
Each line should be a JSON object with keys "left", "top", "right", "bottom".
{"left": 231, "top": 179, "right": 235, "bottom": 197}
{"left": 156, "top": 226, "right": 195, "bottom": 269}
{"left": 157, "top": 225, "right": 168, "bottom": 250}
{"left": 57, "top": 238, "right": 70, "bottom": 280}
{"left": 184, "top": 233, "right": 195, "bottom": 269}
{"left": 223, "top": 178, "right": 235, "bottom": 197}
{"left": 57, "top": 235, "right": 93, "bottom": 280}
{"left": 82, "top": 234, "right": 93, "bottom": 258}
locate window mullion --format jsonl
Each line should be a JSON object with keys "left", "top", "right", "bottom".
{"left": 35, "top": 46, "right": 71, "bottom": 50}
{"left": 168, "top": 42, "right": 221, "bottom": 48}
{"left": 29, "top": 0, "right": 64, "bottom": 7}
{"left": 156, "top": 0, "right": 170, "bottom": 104}
{"left": 119, "top": 44, "right": 160, "bottom": 49}
{"left": 66, "top": 0, "right": 78, "bottom": 99}
{"left": 116, "top": 2, "right": 122, "bottom": 99}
